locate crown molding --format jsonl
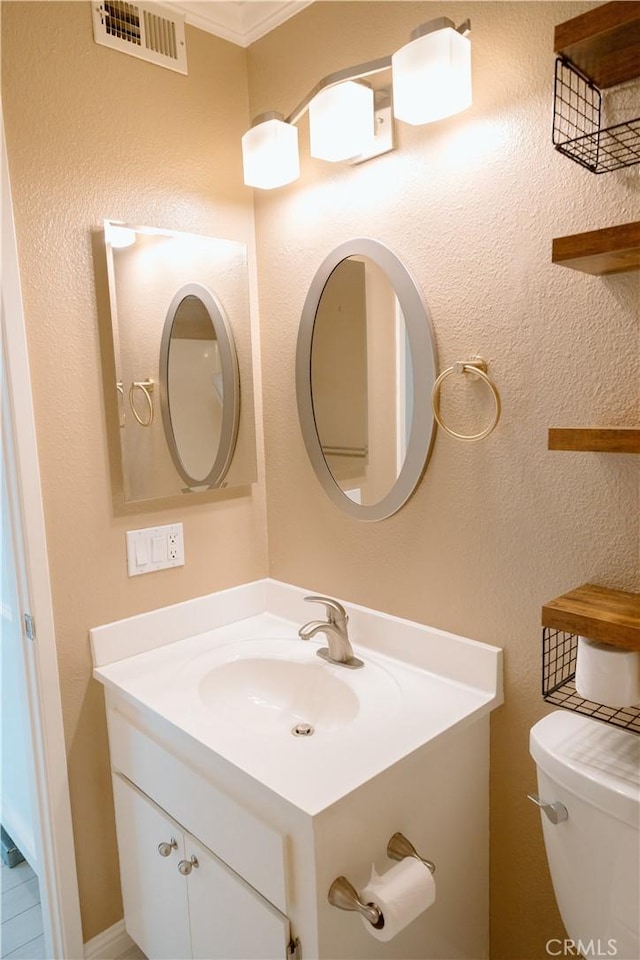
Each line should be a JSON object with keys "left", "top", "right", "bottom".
{"left": 164, "top": 2, "right": 313, "bottom": 47}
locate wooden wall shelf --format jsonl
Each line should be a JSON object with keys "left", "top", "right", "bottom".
{"left": 554, "top": 1, "right": 640, "bottom": 87}
{"left": 542, "top": 583, "right": 640, "bottom": 650}
{"left": 548, "top": 427, "right": 640, "bottom": 453}
{"left": 552, "top": 221, "right": 640, "bottom": 274}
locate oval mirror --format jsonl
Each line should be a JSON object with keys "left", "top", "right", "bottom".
{"left": 160, "top": 282, "right": 240, "bottom": 488}
{"left": 296, "top": 239, "right": 437, "bottom": 521}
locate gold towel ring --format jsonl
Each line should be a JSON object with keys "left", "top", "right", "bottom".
{"left": 129, "top": 379, "right": 155, "bottom": 427}
{"left": 432, "top": 357, "right": 501, "bottom": 442}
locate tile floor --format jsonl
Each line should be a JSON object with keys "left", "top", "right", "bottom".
{"left": 1, "top": 859, "right": 148, "bottom": 960}
{"left": 118, "top": 945, "right": 146, "bottom": 960}
{"left": 1, "top": 860, "right": 44, "bottom": 959}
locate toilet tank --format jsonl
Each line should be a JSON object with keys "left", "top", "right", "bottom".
{"left": 530, "top": 711, "right": 639, "bottom": 960}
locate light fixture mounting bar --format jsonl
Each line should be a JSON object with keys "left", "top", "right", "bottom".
{"left": 350, "top": 88, "right": 395, "bottom": 164}
{"left": 286, "top": 55, "right": 392, "bottom": 124}
{"left": 283, "top": 18, "right": 470, "bottom": 126}
{"left": 410, "top": 16, "right": 471, "bottom": 40}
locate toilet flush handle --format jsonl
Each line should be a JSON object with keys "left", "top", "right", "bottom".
{"left": 527, "top": 793, "right": 569, "bottom": 824}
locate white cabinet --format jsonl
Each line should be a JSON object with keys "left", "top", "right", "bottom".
{"left": 112, "top": 775, "right": 191, "bottom": 960}
{"left": 186, "top": 830, "right": 290, "bottom": 960}
{"left": 112, "top": 774, "right": 292, "bottom": 960}
{"left": 93, "top": 583, "right": 502, "bottom": 960}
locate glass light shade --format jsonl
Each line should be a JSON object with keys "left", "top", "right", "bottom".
{"left": 242, "top": 117, "right": 300, "bottom": 190}
{"left": 392, "top": 27, "right": 471, "bottom": 125}
{"left": 309, "top": 81, "right": 374, "bottom": 162}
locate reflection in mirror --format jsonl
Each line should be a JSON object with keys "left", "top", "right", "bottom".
{"left": 297, "top": 239, "right": 437, "bottom": 522}
{"left": 100, "top": 222, "right": 257, "bottom": 505}
{"left": 311, "top": 256, "right": 413, "bottom": 506}
{"left": 167, "top": 296, "right": 223, "bottom": 481}
{"left": 160, "top": 285, "right": 239, "bottom": 488}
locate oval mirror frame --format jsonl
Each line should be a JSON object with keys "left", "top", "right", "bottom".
{"left": 296, "top": 239, "right": 438, "bottom": 521}
{"left": 159, "top": 282, "right": 240, "bottom": 488}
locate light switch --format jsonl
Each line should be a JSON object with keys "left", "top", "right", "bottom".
{"left": 151, "top": 536, "right": 165, "bottom": 563}
{"left": 126, "top": 523, "right": 184, "bottom": 577}
{"left": 135, "top": 538, "right": 148, "bottom": 566}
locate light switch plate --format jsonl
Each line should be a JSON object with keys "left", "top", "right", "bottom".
{"left": 126, "top": 523, "right": 184, "bottom": 577}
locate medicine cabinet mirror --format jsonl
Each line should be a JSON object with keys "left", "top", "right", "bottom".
{"left": 296, "top": 239, "right": 437, "bottom": 521}
{"left": 101, "top": 222, "right": 256, "bottom": 505}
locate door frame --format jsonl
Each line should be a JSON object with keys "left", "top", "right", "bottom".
{"left": 2, "top": 114, "right": 84, "bottom": 959}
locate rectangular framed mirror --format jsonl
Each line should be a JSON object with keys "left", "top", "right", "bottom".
{"left": 96, "top": 222, "right": 257, "bottom": 507}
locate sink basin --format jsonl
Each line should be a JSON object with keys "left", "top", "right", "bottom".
{"left": 180, "top": 637, "right": 400, "bottom": 738}
{"left": 91, "top": 582, "right": 503, "bottom": 813}
{"left": 198, "top": 656, "right": 359, "bottom": 733}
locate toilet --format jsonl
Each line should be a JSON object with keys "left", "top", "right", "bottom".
{"left": 530, "top": 711, "right": 640, "bottom": 960}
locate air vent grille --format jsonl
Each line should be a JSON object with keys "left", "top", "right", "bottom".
{"left": 92, "top": 2, "right": 187, "bottom": 75}
{"left": 104, "top": 2, "right": 141, "bottom": 45}
{"left": 143, "top": 9, "right": 177, "bottom": 59}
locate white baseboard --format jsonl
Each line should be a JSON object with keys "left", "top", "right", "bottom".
{"left": 84, "top": 920, "right": 135, "bottom": 959}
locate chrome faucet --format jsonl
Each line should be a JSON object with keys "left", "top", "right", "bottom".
{"left": 298, "top": 596, "right": 364, "bottom": 669}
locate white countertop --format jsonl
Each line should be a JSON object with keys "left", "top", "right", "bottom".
{"left": 92, "top": 580, "right": 503, "bottom": 815}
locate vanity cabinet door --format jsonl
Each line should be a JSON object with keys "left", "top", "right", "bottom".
{"left": 186, "top": 833, "right": 291, "bottom": 960}
{"left": 112, "top": 775, "right": 192, "bottom": 960}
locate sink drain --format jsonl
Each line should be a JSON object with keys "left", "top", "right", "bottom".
{"left": 292, "top": 722, "right": 314, "bottom": 737}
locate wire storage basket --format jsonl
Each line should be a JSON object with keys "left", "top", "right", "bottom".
{"left": 543, "top": 627, "right": 640, "bottom": 734}
{"left": 552, "top": 57, "right": 640, "bottom": 174}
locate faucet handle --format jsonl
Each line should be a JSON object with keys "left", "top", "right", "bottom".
{"left": 303, "top": 595, "right": 348, "bottom": 623}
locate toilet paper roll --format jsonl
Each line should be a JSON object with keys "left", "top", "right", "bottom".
{"left": 360, "top": 859, "right": 436, "bottom": 942}
{"left": 575, "top": 636, "right": 640, "bottom": 708}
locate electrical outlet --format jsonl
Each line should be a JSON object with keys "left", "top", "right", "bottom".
{"left": 167, "top": 529, "right": 180, "bottom": 561}
{"left": 126, "top": 523, "right": 184, "bottom": 576}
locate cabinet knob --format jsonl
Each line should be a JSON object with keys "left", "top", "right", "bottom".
{"left": 157, "top": 838, "right": 178, "bottom": 857}
{"left": 177, "top": 855, "right": 199, "bottom": 876}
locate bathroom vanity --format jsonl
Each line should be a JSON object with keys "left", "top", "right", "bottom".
{"left": 91, "top": 580, "right": 502, "bottom": 959}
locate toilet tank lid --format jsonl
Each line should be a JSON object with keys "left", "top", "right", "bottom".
{"left": 530, "top": 711, "right": 640, "bottom": 827}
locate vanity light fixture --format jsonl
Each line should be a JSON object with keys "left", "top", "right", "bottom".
{"left": 241, "top": 112, "right": 300, "bottom": 190}
{"left": 308, "top": 81, "right": 374, "bottom": 162}
{"left": 392, "top": 18, "right": 472, "bottom": 125}
{"left": 241, "top": 16, "right": 471, "bottom": 190}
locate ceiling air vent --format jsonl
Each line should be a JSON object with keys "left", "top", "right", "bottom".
{"left": 91, "top": 2, "right": 187, "bottom": 75}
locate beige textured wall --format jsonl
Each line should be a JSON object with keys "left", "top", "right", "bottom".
{"left": 247, "top": 3, "right": 639, "bottom": 958}
{"left": 1, "top": 1, "right": 267, "bottom": 940}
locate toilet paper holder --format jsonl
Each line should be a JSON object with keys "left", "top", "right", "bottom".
{"left": 327, "top": 832, "right": 435, "bottom": 927}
